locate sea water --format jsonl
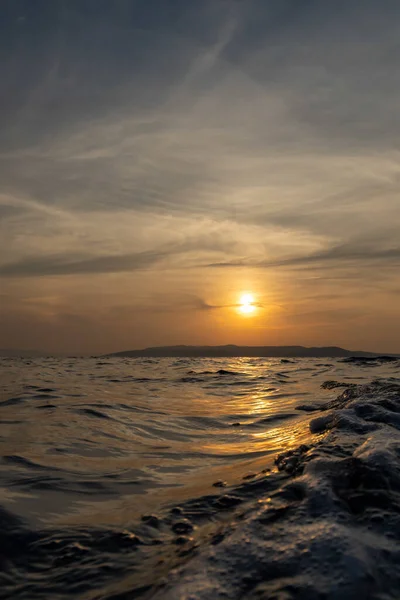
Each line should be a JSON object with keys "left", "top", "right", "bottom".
{"left": 0, "top": 356, "right": 399, "bottom": 598}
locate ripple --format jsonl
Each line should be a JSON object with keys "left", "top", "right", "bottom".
{"left": 1, "top": 357, "right": 398, "bottom": 598}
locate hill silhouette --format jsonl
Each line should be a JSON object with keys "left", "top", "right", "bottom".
{"left": 107, "top": 345, "right": 382, "bottom": 358}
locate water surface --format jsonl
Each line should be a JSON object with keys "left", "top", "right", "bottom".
{"left": 1, "top": 356, "right": 399, "bottom": 598}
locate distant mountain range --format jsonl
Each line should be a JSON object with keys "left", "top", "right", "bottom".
{"left": 2, "top": 345, "right": 397, "bottom": 359}
{"left": 107, "top": 345, "right": 394, "bottom": 359}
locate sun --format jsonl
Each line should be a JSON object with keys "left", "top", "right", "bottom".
{"left": 238, "top": 293, "right": 256, "bottom": 315}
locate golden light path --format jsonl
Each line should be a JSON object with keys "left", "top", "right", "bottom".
{"left": 238, "top": 293, "right": 256, "bottom": 315}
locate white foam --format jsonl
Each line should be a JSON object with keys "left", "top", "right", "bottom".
{"left": 155, "top": 381, "right": 400, "bottom": 599}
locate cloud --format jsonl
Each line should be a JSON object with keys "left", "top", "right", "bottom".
{"left": 206, "top": 243, "right": 400, "bottom": 271}
{"left": 0, "top": 249, "right": 170, "bottom": 278}
{"left": 0, "top": 230, "right": 242, "bottom": 278}
{"left": 128, "top": 293, "right": 222, "bottom": 314}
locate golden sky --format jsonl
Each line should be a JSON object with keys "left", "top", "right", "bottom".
{"left": 1, "top": 1, "right": 400, "bottom": 354}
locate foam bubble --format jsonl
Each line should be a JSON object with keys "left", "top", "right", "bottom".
{"left": 154, "top": 381, "right": 400, "bottom": 599}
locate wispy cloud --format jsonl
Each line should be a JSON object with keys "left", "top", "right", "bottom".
{"left": 0, "top": 249, "right": 168, "bottom": 278}
{"left": 205, "top": 242, "right": 400, "bottom": 270}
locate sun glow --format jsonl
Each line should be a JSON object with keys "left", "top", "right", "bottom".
{"left": 238, "top": 293, "right": 256, "bottom": 315}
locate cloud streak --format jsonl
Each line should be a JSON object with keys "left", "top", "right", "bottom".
{"left": 206, "top": 243, "right": 400, "bottom": 271}
{"left": 0, "top": 249, "right": 169, "bottom": 278}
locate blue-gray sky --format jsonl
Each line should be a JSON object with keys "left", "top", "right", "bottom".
{"left": 1, "top": 0, "right": 400, "bottom": 354}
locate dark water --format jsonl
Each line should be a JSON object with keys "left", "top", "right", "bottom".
{"left": 1, "top": 356, "right": 400, "bottom": 599}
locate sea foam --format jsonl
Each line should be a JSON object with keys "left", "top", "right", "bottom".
{"left": 154, "top": 380, "right": 400, "bottom": 599}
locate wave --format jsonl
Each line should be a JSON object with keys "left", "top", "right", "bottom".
{"left": 2, "top": 357, "right": 400, "bottom": 599}
{"left": 2, "top": 381, "right": 400, "bottom": 598}
{"left": 341, "top": 355, "right": 399, "bottom": 364}
{"left": 151, "top": 380, "right": 400, "bottom": 599}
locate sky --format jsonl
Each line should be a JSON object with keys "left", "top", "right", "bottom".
{"left": 1, "top": 0, "right": 400, "bottom": 355}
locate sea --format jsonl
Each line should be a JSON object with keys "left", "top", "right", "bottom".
{"left": 1, "top": 355, "right": 400, "bottom": 599}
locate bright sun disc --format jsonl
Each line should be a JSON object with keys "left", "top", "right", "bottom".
{"left": 238, "top": 293, "right": 256, "bottom": 315}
